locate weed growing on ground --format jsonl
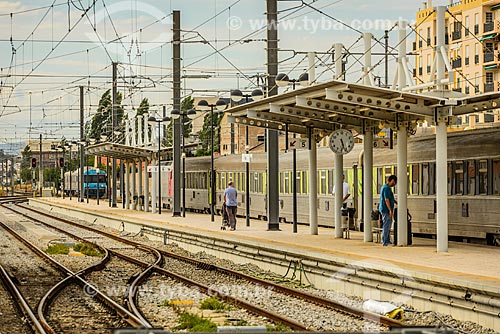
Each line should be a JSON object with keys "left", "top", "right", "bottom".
{"left": 199, "top": 297, "right": 230, "bottom": 310}
{"left": 73, "top": 243, "right": 103, "bottom": 257}
{"left": 173, "top": 312, "right": 217, "bottom": 332}
{"left": 45, "top": 244, "right": 70, "bottom": 255}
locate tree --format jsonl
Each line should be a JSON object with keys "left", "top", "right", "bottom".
{"left": 195, "top": 110, "right": 223, "bottom": 157}
{"left": 20, "top": 145, "right": 32, "bottom": 183}
{"left": 86, "top": 89, "right": 124, "bottom": 141}
{"left": 166, "top": 96, "right": 195, "bottom": 147}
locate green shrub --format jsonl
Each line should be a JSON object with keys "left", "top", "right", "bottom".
{"left": 174, "top": 312, "right": 217, "bottom": 332}
{"left": 73, "top": 243, "right": 103, "bottom": 257}
{"left": 45, "top": 244, "right": 70, "bottom": 255}
{"left": 199, "top": 297, "right": 229, "bottom": 310}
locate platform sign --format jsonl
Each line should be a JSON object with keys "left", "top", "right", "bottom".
{"left": 147, "top": 166, "right": 169, "bottom": 172}
{"left": 373, "top": 138, "right": 392, "bottom": 149}
{"left": 289, "top": 138, "right": 308, "bottom": 150}
{"left": 242, "top": 154, "right": 253, "bottom": 163}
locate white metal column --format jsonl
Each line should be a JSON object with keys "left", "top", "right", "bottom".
{"left": 131, "top": 161, "right": 137, "bottom": 210}
{"left": 137, "top": 160, "right": 143, "bottom": 211}
{"left": 396, "top": 19, "right": 409, "bottom": 246}
{"left": 308, "top": 52, "right": 318, "bottom": 235}
{"left": 333, "top": 42, "right": 345, "bottom": 238}
{"left": 397, "top": 126, "right": 408, "bottom": 245}
{"left": 436, "top": 5, "right": 449, "bottom": 252}
{"left": 151, "top": 160, "right": 157, "bottom": 213}
{"left": 363, "top": 130, "right": 373, "bottom": 242}
{"left": 334, "top": 154, "right": 344, "bottom": 238}
{"left": 436, "top": 120, "right": 448, "bottom": 252}
{"left": 309, "top": 133, "right": 318, "bottom": 235}
{"left": 144, "top": 159, "right": 149, "bottom": 212}
{"left": 125, "top": 161, "right": 130, "bottom": 210}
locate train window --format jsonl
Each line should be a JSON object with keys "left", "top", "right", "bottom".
{"left": 279, "top": 172, "right": 284, "bottom": 194}
{"left": 468, "top": 161, "right": 476, "bottom": 195}
{"left": 393, "top": 166, "right": 398, "bottom": 194}
{"left": 328, "top": 170, "right": 334, "bottom": 195}
{"left": 220, "top": 173, "right": 226, "bottom": 190}
{"left": 257, "top": 172, "right": 262, "bottom": 193}
{"left": 201, "top": 173, "right": 206, "bottom": 189}
{"left": 455, "top": 161, "right": 464, "bottom": 195}
{"left": 376, "top": 168, "right": 384, "bottom": 194}
{"left": 298, "top": 171, "right": 303, "bottom": 194}
{"left": 447, "top": 163, "right": 453, "bottom": 195}
{"left": 422, "top": 163, "right": 429, "bottom": 195}
{"left": 479, "top": 160, "right": 488, "bottom": 195}
{"left": 302, "top": 171, "right": 308, "bottom": 194}
{"left": 411, "top": 165, "right": 419, "bottom": 195}
{"left": 429, "top": 163, "right": 436, "bottom": 195}
{"left": 385, "top": 166, "right": 393, "bottom": 178}
{"left": 320, "top": 170, "right": 327, "bottom": 195}
{"left": 259, "top": 173, "right": 265, "bottom": 193}
{"left": 241, "top": 173, "right": 246, "bottom": 192}
{"left": 493, "top": 160, "right": 500, "bottom": 195}
{"left": 284, "top": 172, "right": 290, "bottom": 194}
{"left": 406, "top": 166, "right": 411, "bottom": 195}
{"left": 295, "top": 171, "right": 301, "bottom": 194}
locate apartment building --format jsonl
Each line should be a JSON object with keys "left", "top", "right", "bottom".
{"left": 414, "top": 0, "right": 500, "bottom": 128}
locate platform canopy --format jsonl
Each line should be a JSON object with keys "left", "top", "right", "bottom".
{"left": 85, "top": 142, "right": 200, "bottom": 160}
{"left": 85, "top": 142, "right": 159, "bottom": 160}
{"left": 226, "top": 79, "right": 500, "bottom": 134}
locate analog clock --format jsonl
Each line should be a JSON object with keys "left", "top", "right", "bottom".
{"left": 329, "top": 129, "right": 355, "bottom": 155}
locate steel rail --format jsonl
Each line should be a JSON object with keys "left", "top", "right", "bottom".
{"left": 2, "top": 203, "right": 156, "bottom": 329}
{"left": 37, "top": 245, "right": 111, "bottom": 334}
{"left": 110, "top": 249, "right": 309, "bottom": 331}
{"left": 0, "top": 264, "right": 48, "bottom": 334}
{"left": 0, "top": 215, "right": 147, "bottom": 330}
{"left": 18, "top": 202, "right": 406, "bottom": 328}
{"left": 8, "top": 203, "right": 308, "bottom": 331}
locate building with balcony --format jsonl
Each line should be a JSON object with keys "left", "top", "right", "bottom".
{"left": 414, "top": 0, "right": 500, "bottom": 128}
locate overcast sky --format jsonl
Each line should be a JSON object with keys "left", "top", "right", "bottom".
{"left": 0, "top": 0, "right": 439, "bottom": 150}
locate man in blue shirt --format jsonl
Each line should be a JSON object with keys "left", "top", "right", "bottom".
{"left": 378, "top": 175, "right": 397, "bottom": 246}
{"left": 224, "top": 181, "right": 238, "bottom": 230}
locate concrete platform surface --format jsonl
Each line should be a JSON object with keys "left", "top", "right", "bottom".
{"left": 34, "top": 197, "right": 500, "bottom": 290}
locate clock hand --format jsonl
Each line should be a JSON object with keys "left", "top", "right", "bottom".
{"left": 340, "top": 138, "right": 346, "bottom": 151}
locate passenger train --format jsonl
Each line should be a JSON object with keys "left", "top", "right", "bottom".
{"left": 64, "top": 168, "right": 107, "bottom": 198}
{"left": 162, "top": 127, "right": 500, "bottom": 245}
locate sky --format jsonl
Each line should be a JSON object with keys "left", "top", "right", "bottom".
{"left": 0, "top": 0, "right": 437, "bottom": 152}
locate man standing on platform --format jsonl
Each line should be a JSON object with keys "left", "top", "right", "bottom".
{"left": 332, "top": 175, "right": 351, "bottom": 209}
{"left": 379, "top": 175, "right": 397, "bottom": 246}
{"left": 224, "top": 181, "right": 238, "bottom": 231}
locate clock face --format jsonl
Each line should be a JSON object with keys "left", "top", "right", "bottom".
{"left": 329, "top": 129, "right": 355, "bottom": 155}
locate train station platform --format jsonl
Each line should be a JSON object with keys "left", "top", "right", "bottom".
{"left": 31, "top": 197, "right": 500, "bottom": 292}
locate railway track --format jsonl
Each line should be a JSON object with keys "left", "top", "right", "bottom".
{"left": 0, "top": 263, "right": 46, "bottom": 334}
{"left": 0, "top": 208, "right": 150, "bottom": 333}
{"left": 0, "top": 195, "right": 29, "bottom": 204}
{"left": 8, "top": 202, "right": 406, "bottom": 331}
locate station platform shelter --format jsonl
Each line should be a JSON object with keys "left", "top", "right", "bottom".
{"left": 32, "top": 196, "right": 500, "bottom": 290}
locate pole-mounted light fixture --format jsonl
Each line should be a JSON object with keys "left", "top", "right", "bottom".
{"left": 196, "top": 98, "right": 227, "bottom": 222}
